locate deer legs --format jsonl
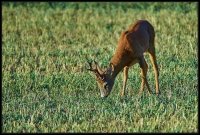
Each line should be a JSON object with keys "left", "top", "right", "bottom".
{"left": 121, "top": 55, "right": 158, "bottom": 96}
{"left": 121, "top": 66, "right": 129, "bottom": 96}
{"left": 149, "top": 50, "right": 160, "bottom": 95}
{"left": 139, "top": 56, "right": 152, "bottom": 95}
{"left": 121, "top": 57, "right": 152, "bottom": 96}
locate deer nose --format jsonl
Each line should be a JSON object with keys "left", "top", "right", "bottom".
{"left": 101, "top": 95, "right": 108, "bottom": 99}
{"left": 101, "top": 94, "right": 108, "bottom": 98}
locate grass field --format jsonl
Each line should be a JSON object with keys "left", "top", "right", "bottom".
{"left": 2, "top": 2, "right": 198, "bottom": 133}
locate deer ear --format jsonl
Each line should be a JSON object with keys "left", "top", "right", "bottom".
{"left": 108, "top": 63, "right": 114, "bottom": 76}
{"left": 111, "top": 64, "right": 114, "bottom": 72}
{"left": 94, "top": 61, "right": 103, "bottom": 74}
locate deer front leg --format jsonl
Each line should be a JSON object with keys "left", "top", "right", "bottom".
{"left": 139, "top": 57, "right": 152, "bottom": 95}
{"left": 121, "top": 66, "right": 129, "bottom": 96}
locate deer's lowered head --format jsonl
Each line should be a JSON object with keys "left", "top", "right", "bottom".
{"left": 87, "top": 60, "right": 115, "bottom": 98}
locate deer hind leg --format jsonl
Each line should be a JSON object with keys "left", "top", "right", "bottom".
{"left": 121, "top": 66, "right": 129, "bottom": 96}
{"left": 139, "top": 56, "right": 152, "bottom": 95}
{"left": 148, "top": 47, "right": 160, "bottom": 95}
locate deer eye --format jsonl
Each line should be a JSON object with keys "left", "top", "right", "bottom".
{"left": 104, "top": 84, "right": 107, "bottom": 90}
{"left": 104, "top": 83, "right": 108, "bottom": 90}
{"left": 101, "top": 76, "right": 105, "bottom": 81}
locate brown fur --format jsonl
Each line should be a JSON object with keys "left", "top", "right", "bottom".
{"left": 88, "top": 20, "right": 159, "bottom": 97}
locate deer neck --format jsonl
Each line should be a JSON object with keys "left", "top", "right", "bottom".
{"left": 108, "top": 38, "right": 134, "bottom": 80}
{"left": 110, "top": 53, "right": 130, "bottom": 79}
{"left": 110, "top": 62, "right": 124, "bottom": 79}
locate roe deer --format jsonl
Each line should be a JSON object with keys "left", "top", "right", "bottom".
{"left": 87, "top": 20, "right": 159, "bottom": 98}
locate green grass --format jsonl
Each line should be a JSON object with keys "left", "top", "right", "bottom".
{"left": 2, "top": 2, "right": 198, "bottom": 133}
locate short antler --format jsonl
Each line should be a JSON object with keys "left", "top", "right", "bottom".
{"left": 86, "top": 57, "right": 100, "bottom": 75}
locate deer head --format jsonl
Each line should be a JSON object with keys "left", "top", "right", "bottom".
{"left": 87, "top": 59, "right": 115, "bottom": 98}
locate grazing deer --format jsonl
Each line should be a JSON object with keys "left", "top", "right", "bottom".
{"left": 87, "top": 20, "right": 159, "bottom": 98}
